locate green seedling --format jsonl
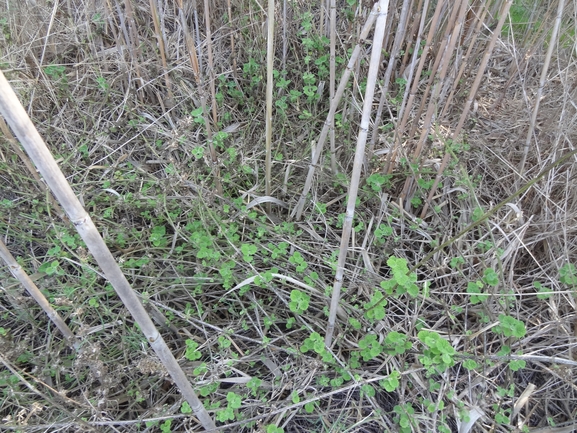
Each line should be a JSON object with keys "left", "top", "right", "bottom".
{"left": 38, "top": 260, "right": 64, "bottom": 276}
{"left": 394, "top": 403, "right": 416, "bottom": 433}
{"left": 181, "top": 401, "right": 192, "bottom": 414}
{"left": 533, "top": 281, "right": 554, "bottom": 299}
{"left": 149, "top": 225, "right": 168, "bottom": 247}
{"left": 418, "top": 330, "right": 456, "bottom": 375}
{"left": 289, "top": 251, "right": 307, "bottom": 273}
{"left": 358, "top": 334, "right": 381, "bottom": 361}
{"left": 289, "top": 289, "right": 310, "bottom": 314}
{"left": 379, "top": 370, "right": 401, "bottom": 392}
{"left": 495, "top": 314, "right": 526, "bottom": 338}
{"left": 380, "top": 256, "right": 419, "bottom": 297}
{"left": 364, "top": 290, "right": 387, "bottom": 321}
{"left": 559, "top": 263, "right": 577, "bottom": 286}
{"left": 383, "top": 331, "right": 412, "bottom": 355}
{"left": 482, "top": 268, "right": 499, "bottom": 286}
{"left": 466, "top": 281, "right": 488, "bottom": 304}
{"left": 241, "top": 243, "right": 257, "bottom": 263}
{"left": 216, "top": 391, "right": 242, "bottom": 422}
{"left": 185, "top": 339, "right": 202, "bottom": 361}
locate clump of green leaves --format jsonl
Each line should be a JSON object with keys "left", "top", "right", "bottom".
{"left": 184, "top": 339, "right": 202, "bottom": 361}
{"left": 418, "top": 330, "right": 456, "bottom": 375}
{"left": 363, "top": 290, "right": 387, "bottom": 321}
{"left": 289, "top": 289, "right": 310, "bottom": 314}
{"left": 383, "top": 331, "right": 412, "bottom": 355}
{"left": 289, "top": 251, "right": 308, "bottom": 273}
{"left": 495, "top": 315, "right": 526, "bottom": 338}
{"left": 560, "top": 263, "right": 577, "bottom": 286}
{"left": 394, "top": 403, "right": 416, "bottom": 433}
{"left": 380, "top": 256, "right": 419, "bottom": 297}
{"left": 216, "top": 391, "right": 242, "bottom": 422}
{"left": 358, "top": 334, "right": 382, "bottom": 361}
{"left": 300, "top": 332, "right": 332, "bottom": 363}
{"left": 380, "top": 370, "right": 401, "bottom": 392}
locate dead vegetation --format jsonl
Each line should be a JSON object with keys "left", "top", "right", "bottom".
{"left": 0, "top": 0, "right": 576, "bottom": 432}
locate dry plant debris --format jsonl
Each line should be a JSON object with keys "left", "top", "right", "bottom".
{"left": 0, "top": 0, "right": 576, "bottom": 432}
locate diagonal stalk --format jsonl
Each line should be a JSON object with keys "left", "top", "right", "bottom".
{"left": 0, "top": 70, "right": 216, "bottom": 431}
{"left": 325, "top": 0, "right": 390, "bottom": 347}
{"left": 0, "top": 237, "right": 78, "bottom": 350}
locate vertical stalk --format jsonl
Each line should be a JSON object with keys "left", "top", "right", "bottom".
{"left": 325, "top": 0, "right": 389, "bottom": 347}
{"left": 421, "top": 0, "right": 513, "bottom": 218}
{"left": 265, "top": 0, "right": 275, "bottom": 211}
{"left": 386, "top": 0, "right": 443, "bottom": 174}
{"left": 368, "top": 0, "right": 410, "bottom": 162}
{"left": 329, "top": 0, "right": 337, "bottom": 174}
{"left": 519, "top": 0, "right": 566, "bottom": 178}
{"left": 203, "top": 0, "right": 218, "bottom": 125}
{"left": 178, "top": 0, "right": 222, "bottom": 195}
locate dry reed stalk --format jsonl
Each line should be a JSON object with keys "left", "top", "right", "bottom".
{"left": 400, "top": 0, "right": 468, "bottom": 205}
{"left": 0, "top": 70, "right": 216, "bottom": 431}
{"left": 0, "top": 238, "right": 78, "bottom": 349}
{"left": 149, "top": 0, "right": 174, "bottom": 105}
{"left": 292, "top": 3, "right": 379, "bottom": 220}
{"left": 387, "top": 0, "right": 429, "bottom": 172}
{"left": 329, "top": 0, "right": 337, "bottom": 174}
{"left": 265, "top": 0, "right": 275, "bottom": 210}
{"left": 518, "top": 0, "right": 566, "bottom": 178}
{"left": 227, "top": 0, "right": 238, "bottom": 76}
{"left": 440, "top": 0, "right": 489, "bottom": 119}
{"left": 399, "top": 0, "right": 422, "bottom": 75}
{"left": 203, "top": 0, "right": 218, "bottom": 125}
{"left": 368, "top": 0, "right": 410, "bottom": 161}
{"left": 386, "top": 0, "right": 443, "bottom": 174}
{"left": 119, "top": 0, "right": 145, "bottom": 102}
{"left": 408, "top": 0, "right": 462, "bottom": 139}
{"left": 177, "top": 0, "right": 222, "bottom": 195}
{"left": 282, "top": 0, "right": 288, "bottom": 70}
{"left": 420, "top": 0, "right": 514, "bottom": 219}
{"left": 325, "top": 0, "right": 389, "bottom": 347}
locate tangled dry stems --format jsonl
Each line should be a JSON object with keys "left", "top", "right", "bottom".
{"left": 0, "top": 1, "right": 576, "bottom": 432}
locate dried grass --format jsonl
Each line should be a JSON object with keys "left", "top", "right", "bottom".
{"left": 1, "top": 0, "right": 576, "bottom": 431}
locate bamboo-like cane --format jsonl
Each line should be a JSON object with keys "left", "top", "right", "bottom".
{"left": 408, "top": 0, "right": 462, "bottom": 140}
{"left": 120, "top": 0, "right": 145, "bottom": 102}
{"left": 177, "top": 0, "right": 222, "bottom": 195}
{"left": 325, "top": 0, "right": 389, "bottom": 347}
{"left": 518, "top": 0, "right": 566, "bottom": 178}
{"left": 368, "top": 0, "right": 410, "bottom": 162}
{"left": 400, "top": 0, "right": 468, "bottom": 206}
{"left": 440, "top": 0, "right": 490, "bottom": 119}
{"left": 203, "top": 0, "right": 219, "bottom": 126}
{"left": 149, "top": 0, "right": 174, "bottom": 105}
{"left": 227, "top": 0, "right": 238, "bottom": 76}
{"left": 292, "top": 3, "right": 379, "bottom": 221}
{"left": 0, "top": 70, "right": 216, "bottom": 431}
{"left": 265, "top": 0, "right": 275, "bottom": 212}
{"left": 399, "top": 0, "right": 423, "bottom": 76}
{"left": 328, "top": 0, "right": 337, "bottom": 174}
{"left": 389, "top": 0, "right": 429, "bottom": 159}
{"left": 420, "top": 0, "right": 513, "bottom": 219}
{"left": 0, "top": 238, "right": 78, "bottom": 350}
{"left": 386, "top": 0, "right": 443, "bottom": 174}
